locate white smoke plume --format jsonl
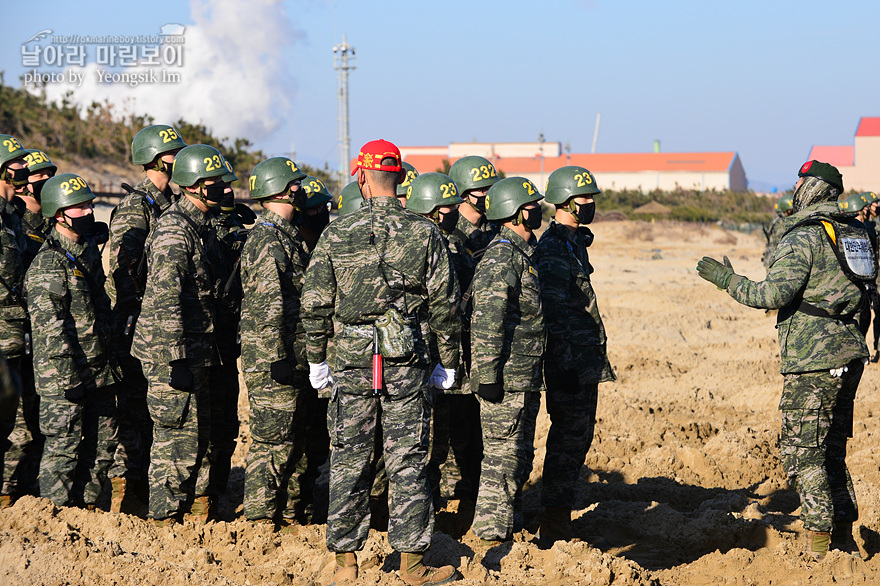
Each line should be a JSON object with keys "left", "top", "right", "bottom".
{"left": 32, "top": 0, "right": 299, "bottom": 142}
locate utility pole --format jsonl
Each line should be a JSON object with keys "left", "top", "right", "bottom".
{"left": 538, "top": 132, "right": 545, "bottom": 188}
{"left": 333, "top": 34, "right": 356, "bottom": 178}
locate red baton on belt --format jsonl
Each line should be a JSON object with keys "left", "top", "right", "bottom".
{"left": 372, "top": 326, "right": 383, "bottom": 397}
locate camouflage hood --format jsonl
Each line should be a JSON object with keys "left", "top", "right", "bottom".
{"left": 792, "top": 176, "right": 840, "bottom": 212}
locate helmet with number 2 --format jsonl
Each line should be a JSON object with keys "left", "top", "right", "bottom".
{"left": 405, "top": 173, "right": 463, "bottom": 214}
{"left": 301, "top": 175, "right": 334, "bottom": 208}
{"left": 171, "top": 144, "right": 229, "bottom": 187}
{"left": 449, "top": 155, "right": 500, "bottom": 195}
{"left": 249, "top": 157, "right": 307, "bottom": 200}
{"left": 544, "top": 165, "right": 601, "bottom": 205}
{"left": 397, "top": 162, "right": 419, "bottom": 197}
{"left": 131, "top": 124, "right": 186, "bottom": 166}
{"left": 24, "top": 149, "right": 57, "bottom": 176}
{"left": 485, "top": 176, "right": 542, "bottom": 221}
{"left": 40, "top": 173, "right": 95, "bottom": 218}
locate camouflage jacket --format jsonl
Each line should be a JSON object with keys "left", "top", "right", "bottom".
{"left": 25, "top": 227, "right": 113, "bottom": 396}
{"left": 209, "top": 209, "right": 248, "bottom": 362}
{"left": 451, "top": 210, "right": 497, "bottom": 257}
{"left": 727, "top": 201, "right": 869, "bottom": 373}
{"left": 0, "top": 196, "right": 28, "bottom": 357}
{"left": 301, "top": 196, "right": 460, "bottom": 374}
{"left": 469, "top": 225, "right": 545, "bottom": 392}
{"left": 18, "top": 205, "right": 53, "bottom": 270}
{"left": 106, "top": 178, "right": 175, "bottom": 318}
{"left": 131, "top": 195, "right": 219, "bottom": 367}
{"left": 240, "top": 209, "right": 311, "bottom": 373}
{"left": 535, "top": 221, "right": 615, "bottom": 383}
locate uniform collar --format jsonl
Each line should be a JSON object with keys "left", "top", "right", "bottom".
{"left": 499, "top": 225, "right": 536, "bottom": 250}
{"left": 50, "top": 225, "right": 86, "bottom": 257}
{"left": 259, "top": 208, "right": 300, "bottom": 240}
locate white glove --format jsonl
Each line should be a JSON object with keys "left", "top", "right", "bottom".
{"left": 430, "top": 364, "right": 456, "bottom": 390}
{"left": 830, "top": 365, "right": 848, "bottom": 378}
{"left": 309, "top": 361, "right": 333, "bottom": 390}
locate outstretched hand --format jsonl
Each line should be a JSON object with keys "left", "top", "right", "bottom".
{"left": 696, "top": 255, "right": 734, "bottom": 289}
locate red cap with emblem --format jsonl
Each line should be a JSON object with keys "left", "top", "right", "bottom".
{"left": 351, "top": 139, "right": 402, "bottom": 176}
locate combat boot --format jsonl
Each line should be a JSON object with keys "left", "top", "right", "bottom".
{"left": 398, "top": 552, "right": 457, "bottom": 585}
{"left": 186, "top": 496, "right": 212, "bottom": 523}
{"left": 0, "top": 494, "right": 11, "bottom": 509}
{"left": 277, "top": 518, "right": 299, "bottom": 535}
{"left": 327, "top": 551, "right": 357, "bottom": 585}
{"left": 537, "top": 507, "right": 572, "bottom": 545}
{"left": 830, "top": 522, "right": 862, "bottom": 557}
{"left": 805, "top": 529, "right": 831, "bottom": 560}
{"left": 152, "top": 516, "right": 178, "bottom": 528}
{"left": 110, "top": 477, "right": 127, "bottom": 513}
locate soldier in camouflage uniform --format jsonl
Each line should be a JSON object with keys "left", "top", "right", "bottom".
{"left": 107, "top": 124, "right": 186, "bottom": 510}
{"left": 131, "top": 144, "right": 228, "bottom": 525}
{"left": 338, "top": 180, "right": 364, "bottom": 215}
{"left": 698, "top": 161, "right": 869, "bottom": 560}
{"left": 449, "top": 155, "right": 500, "bottom": 254}
{"left": 0, "top": 135, "right": 33, "bottom": 507}
{"left": 239, "top": 157, "right": 313, "bottom": 529}
{"left": 762, "top": 193, "right": 794, "bottom": 271}
{"left": 535, "top": 166, "right": 616, "bottom": 544}
{"left": 397, "top": 162, "right": 419, "bottom": 208}
{"left": 26, "top": 173, "right": 123, "bottom": 507}
{"left": 302, "top": 140, "right": 459, "bottom": 585}
{"left": 405, "top": 173, "right": 480, "bottom": 512}
{"left": 469, "top": 177, "right": 546, "bottom": 545}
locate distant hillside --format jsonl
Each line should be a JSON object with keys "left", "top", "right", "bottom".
{"left": 0, "top": 74, "right": 337, "bottom": 195}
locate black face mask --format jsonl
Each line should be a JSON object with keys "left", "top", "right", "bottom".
{"left": 522, "top": 206, "right": 542, "bottom": 230}
{"left": 29, "top": 178, "right": 49, "bottom": 202}
{"left": 203, "top": 182, "right": 226, "bottom": 205}
{"left": 64, "top": 212, "right": 96, "bottom": 236}
{"left": 302, "top": 207, "right": 330, "bottom": 233}
{"left": 219, "top": 190, "right": 235, "bottom": 213}
{"left": 576, "top": 201, "right": 596, "bottom": 225}
{"left": 470, "top": 195, "right": 487, "bottom": 214}
{"left": 437, "top": 208, "right": 459, "bottom": 233}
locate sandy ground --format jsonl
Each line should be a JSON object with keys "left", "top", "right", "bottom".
{"left": 3, "top": 218, "right": 880, "bottom": 585}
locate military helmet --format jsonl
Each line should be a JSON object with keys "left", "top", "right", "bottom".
{"left": 131, "top": 124, "right": 186, "bottom": 166}
{"left": 449, "top": 155, "right": 500, "bottom": 194}
{"left": 485, "top": 176, "right": 542, "bottom": 221}
{"left": 544, "top": 165, "right": 601, "bottom": 205}
{"left": 405, "top": 173, "right": 463, "bottom": 214}
{"left": 774, "top": 193, "right": 794, "bottom": 215}
{"left": 0, "top": 134, "right": 27, "bottom": 171}
{"left": 248, "top": 157, "right": 307, "bottom": 199}
{"left": 24, "top": 149, "right": 57, "bottom": 176}
{"left": 302, "top": 175, "right": 334, "bottom": 208}
{"left": 840, "top": 192, "right": 870, "bottom": 213}
{"left": 40, "top": 173, "right": 95, "bottom": 218}
{"left": 397, "top": 162, "right": 419, "bottom": 197}
{"left": 171, "top": 144, "right": 229, "bottom": 187}
{"left": 859, "top": 191, "right": 878, "bottom": 205}
{"left": 338, "top": 181, "right": 364, "bottom": 215}
{"left": 221, "top": 159, "right": 238, "bottom": 184}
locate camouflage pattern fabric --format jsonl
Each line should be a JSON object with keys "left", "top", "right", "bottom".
{"left": 25, "top": 228, "right": 120, "bottom": 506}
{"left": 536, "top": 221, "right": 615, "bottom": 510}
{"left": 0, "top": 349, "right": 18, "bottom": 422}
{"left": 301, "top": 195, "right": 460, "bottom": 553}
{"left": 143, "top": 362, "right": 211, "bottom": 519}
{"left": 472, "top": 391, "right": 541, "bottom": 540}
{"left": 453, "top": 210, "right": 496, "bottom": 256}
{"left": 726, "top": 202, "right": 869, "bottom": 373}
{"left": 0, "top": 196, "right": 28, "bottom": 359}
{"left": 18, "top": 206, "right": 53, "bottom": 270}
{"left": 779, "top": 360, "right": 862, "bottom": 531}
{"left": 325, "top": 366, "right": 433, "bottom": 553}
{"left": 469, "top": 225, "right": 545, "bottom": 392}
{"left": 242, "top": 370, "right": 307, "bottom": 521}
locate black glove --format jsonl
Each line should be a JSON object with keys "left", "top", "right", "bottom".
{"left": 64, "top": 381, "right": 89, "bottom": 403}
{"left": 477, "top": 382, "right": 504, "bottom": 403}
{"left": 270, "top": 359, "right": 295, "bottom": 385}
{"left": 168, "top": 360, "right": 193, "bottom": 391}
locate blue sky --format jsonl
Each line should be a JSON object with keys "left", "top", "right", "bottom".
{"left": 1, "top": 0, "right": 878, "bottom": 191}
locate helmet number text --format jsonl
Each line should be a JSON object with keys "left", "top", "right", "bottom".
{"left": 60, "top": 176, "right": 88, "bottom": 195}
{"left": 203, "top": 155, "right": 223, "bottom": 171}
{"left": 574, "top": 172, "right": 593, "bottom": 187}
{"left": 26, "top": 151, "right": 48, "bottom": 166}
{"left": 159, "top": 128, "right": 180, "bottom": 143}
{"left": 470, "top": 164, "right": 497, "bottom": 182}
{"left": 522, "top": 181, "right": 536, "bottom": 195}
{"left": 3, "top": 138, "right": 23, "bottom": 153}
{"left": 440, "top": 182, "right": 457, "bottom": 199}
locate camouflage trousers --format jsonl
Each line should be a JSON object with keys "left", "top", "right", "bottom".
{"left": 144, "top": 362, "right": 211, "bottom": 520}
{"left": 1, "top": 354, "right": 43, "bottom": 497}
{"left": 38, "top": 385, "right": 121, "bottom": 507}
{"left": 473, "top": 391, "right": 541, "bottom": 541}
{"left": 779, "top": 359, "right": 863, "bottom": 532}
{"left": 208, "top": 360, "right": 240, "bottom": 498}
{"left": 541, "top": 377, "right": 599, "bottom": 510}
{"left": 326, "top": 365, "right": 433, "bottom": 553}
{"left": 302, "top": 388, "right": 329, "bottom": 523}
{"left": 114, "top": 353, "right": 151, "bottom": 482}
{"left": 428, "top": 393, "right": 482, "bottom": 504}
{"left": 243, "top": 370, "right": 307, "bottom": 521}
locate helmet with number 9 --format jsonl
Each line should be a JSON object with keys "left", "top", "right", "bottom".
{"left": 485, "top": 176, "right": 542, "bottom": 221}
{"left": 338, "top": 181, "right": 363, "bottom": 215}
{"left": 405, "top": 173, "right": 463, "bottom": 214}
{"left": 171, "top": 144, "right": 230, "bottom": 187}
{"left": 544, "top": 165, "right": 601, "bottom": 205}
{"left": 302, "top": 175, "right": 334, "bottom": 208}
{"left": 249, "top": 157, "right": 307, "bottom": 200}
{"left": 40, "top": 173, "right": 95, "bottom": 218}
{"left": 397, "top": 162, "right": 419, "bottom": 197}
{"left": 131, "top": 124, "right": 186, "bottom": 167}
{"left": 24, "top": 149, "right": 57, "bottom": 176}
{"left": 449, "top": 155, "right": 500, "bottom": 195}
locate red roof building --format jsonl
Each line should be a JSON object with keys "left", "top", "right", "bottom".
{"left": 808, "top": 116, "right": 880, "bottom": 192}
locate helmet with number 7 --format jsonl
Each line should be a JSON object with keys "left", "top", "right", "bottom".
{"left": 449, "top": 155, "right": 500, "bottom": 194}
{"left": 171, "top": 144, "right": 229, "bottom": 187}
{"left": 405, "top": 173, "right": 463, "bottom": 214}
{"left": 131, "top": 124, "right": 186, "bottom": 168}
{"left": 40, "top": 173, "right": 95, "bottom": 218}
{"left": 397, "top": 162, "right": 419, "bottom": 197}
{"left": 301, "top": 175, "right": 334, "bottom": 208}
{"left": 485, "top": 176, "right": 542, "bottom": 221}
{"left": 544, "top": 165, "right": 601, "bottom": 205}
{"left": 249, "top": 157, "right": 307, "bottom": 200}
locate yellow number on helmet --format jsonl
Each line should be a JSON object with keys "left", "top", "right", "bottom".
{"left": 286, "top": 160, "right": 298, "bottom": 172}
{"left": 523, "top": 181, "right": 535, "bottom": 195}
{"left": 249, "top": 175, "right": 256, "bottom": 190}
